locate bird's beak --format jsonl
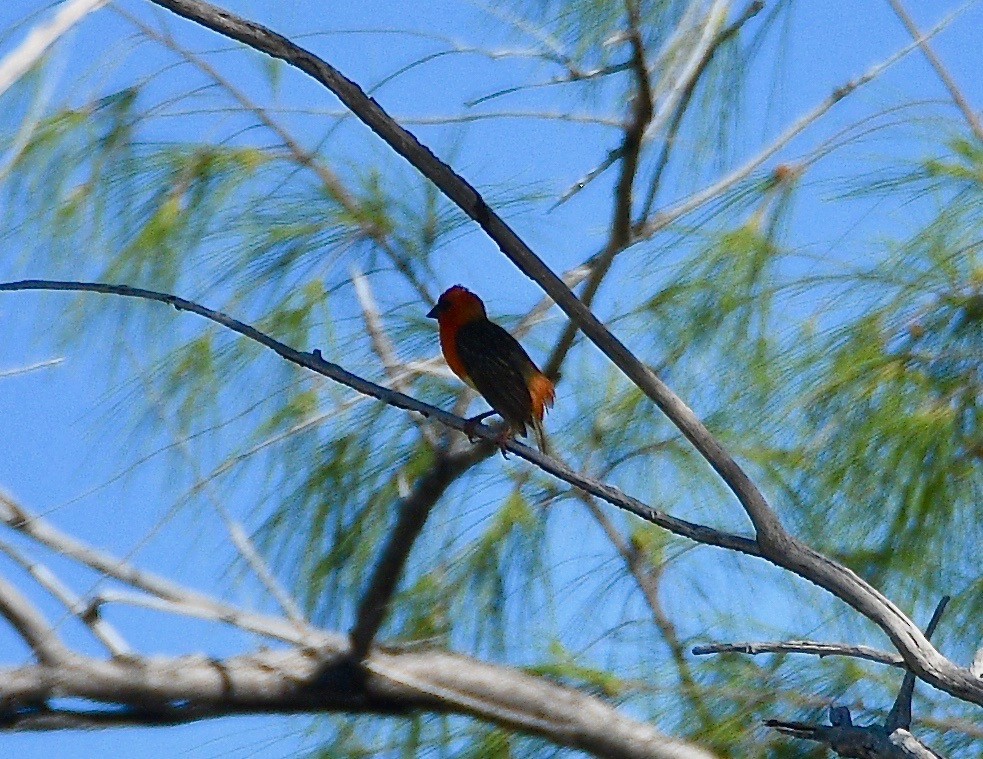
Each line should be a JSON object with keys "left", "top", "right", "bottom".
{"left": 426, "top": 304, "right": 439, "bottom": 319}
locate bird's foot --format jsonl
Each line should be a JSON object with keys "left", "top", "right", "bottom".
{"left": 463, "top": 411, "right": 495, "bottom": 443}
{"left": 495, "top": 428, "right": 514, "bottom": 459}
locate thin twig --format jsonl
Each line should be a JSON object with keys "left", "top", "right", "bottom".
{"left": 578, "top": 492, "right": 714, "bottom": 730}
{"left": 637, "top": 0, "right": 764, "bottom": 223}
{"left": 633, "top": 3, "right": 971, "bottom": 242}
{"left": 117, "top": 7, "right": 434, "bottom": 303}
{"left": 0, "top": 537, "right": 131, "bottom": 656}
{"left": 0, "top": 490, "right": 319, "bottom": 646}
{"left": 121, "top": 345, "right": 308, "bottom": 627}
{"left": 692, "top": 640, "right": 906, "bottom": 668}
{"left": 90, "top": 589, "right": 324, "bottom": 647}
{"left": 886, "top": 596, "right": 949, "bottom": 731}
{"left": 352, "top": 266, "right": 439, "bottom": 448}
{"left": 544, "top": 0, "right": 735, "bottom": 379}
{"left": 0, "top": 358, "right": 65, "bottom": 378}
{"left": 885, "top": 0, "right": 983, "bottom": 142}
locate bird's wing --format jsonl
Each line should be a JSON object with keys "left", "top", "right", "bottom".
{"left": 455, "top": 319, "right": 536, "bottom": 433}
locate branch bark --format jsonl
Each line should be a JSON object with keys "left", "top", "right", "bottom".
{"left": 0, "top": 629, "right": 715, "bottom": 759}
{"left": 693, "top": 640, "right": 905, "bottom": 668}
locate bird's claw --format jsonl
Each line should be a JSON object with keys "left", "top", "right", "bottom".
{"left": 463, "top": 411, "right": 495, "bottom": 443}
{"left": 496, "top": 429, "right": 512, "bottom": 459}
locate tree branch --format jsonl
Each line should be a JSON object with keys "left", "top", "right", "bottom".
{"left": 0, "top": 0, "right": 108, "bottom": 98}
{"left": 348, "top": 445, "right": 491, "bottom": 660}
{"left": 0, "top": 538, "right": 131, "bottom": 657}
{"left": 637, "top": 0, "right": 764, "bottom": 223}
{"left": 885, "top": 0, "right": 983, "bottom": 143}
{"left": 0, "top": 572, "right": 70, "bottom": 664}
{"left": 0, "top": 642, "right": 717, "bottom": 758}
{"left": 0, "top": 280, "right": 756, "bottom": 561}
{"left": 633, "top": 3, "right": 970, "bottom": 243}
{"left": 0, "top": 490, "right": 321, "bottom": 647}
{"left": 693, "top": 640, "right": 905, "bottom": 668}
{"left": 886, "top": 596, "right": 949, "bottom": 731}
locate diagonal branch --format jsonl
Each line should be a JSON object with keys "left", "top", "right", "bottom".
{"left": 633, "top": 3, "right": 970, "bottom": 243}
{"left": 886, "top": 596, "right": 949, "bottom": 731}
{"left": 580, "top": 494, "right": 714, "bottom": 731}
{"left": 0, "top": 538, "right": 131, "bottom": 657}
{"left": 0, "top": 0, "right": 108, "bottom": 98}
{"left": 885, "top": 0, "right": 983, "bottom": 143}
{"left": 0, "top": 572, "right": 70, "bottom": 664}
{"left": 538, "top": 0, "right": 654, "bottom": 380}
{"left": 121, "top": 344, "right": 308, "bottom": 627}
{"left": 116, "top": 7, "right": 434, "bottom": 303}
{"left": 637, "top": 0, "right": 764, "bottom": 223}
{"left": 0, "top": 490, "right": 320, "bottom": 647}
{"left": 0, "top": 280, "right": 758, "bottom": 558}
{"left": 348, "top": 444, "right": 491, "bottom": 660}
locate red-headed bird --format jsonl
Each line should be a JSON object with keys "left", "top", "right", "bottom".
{"left": 427, "top": 285, "right": 555, "bottom": 455}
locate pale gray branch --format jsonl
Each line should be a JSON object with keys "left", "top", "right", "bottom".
{"left": 0, "top": 643, "right": 716, "bottom": 758}
{"left": 0, "top": 490, "right": 319, "bottom": 646}
{"left": 0, "top": 358, "right": 65, "bottom": 379}
{"left": 0, "top": 572, "right": 70, "bottom": 664}
{"left": 0, "top": 0, "right": 108, "bottom": 98}
{"left": 0, "top": 538, "right": 131, "bottom": 657}
{"left": 886, "top": 0, "right": 983, "bottom": 142}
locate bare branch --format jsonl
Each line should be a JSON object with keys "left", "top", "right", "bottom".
{"left": 352, "top": 266, "right": 439, "bottom": 448}
{"left": 887, "top": 596, "right": 949, "bottom": 731}
{"left": 693, "top": 640, "right": 906, "bottom": 668}
{"left": 0, "top": 0, "right": 108, "bottom": 98}
{"left": 0, "top": 490, "right": 320, "bottom": 646}
{"left": 637, "top": 0, "right": 764, "bottom": 222}
{"left": 0, "top": 643, "right": 717, "bottom": 758}
{"left": 121, "top": 345, "right": 308, "bottom": 627}
{"left": 765, "top": 718, "right": 943, "bottom": 759}
{"left": 544, "top": 0, "right": 740, "bottom": 380}
{"left": 0, "top": 358, "right": 65, "bottom": 379}
{"left": 117, "top": 7, "right": 434, "bottom": 303}
{"left": 0, "top": 572, "right": 70, "bottom": 664}
{"left": 580, "top": 493, "right": 714, "bottom": 730}
{"left": 885, "top": 0, "right": 983, "bottom": 142}
{"left": 0, "top": 538, "right": 131, "bottom": 657}
{"left": 142, "top": 0, "right": 786, "bottom": 548}
{"left": 89, "top": 590, "right": 323, "bottom": 647}
{"left": 348, "top": 445, "right": 492, "bottom": 660}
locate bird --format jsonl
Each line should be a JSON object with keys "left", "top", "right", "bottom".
{"left": 427, "top": 285, "right": 555, "bottom": 455}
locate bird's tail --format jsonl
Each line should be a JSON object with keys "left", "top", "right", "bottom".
{"left": 531, "top": 417, "right": 550, "bottom": 455}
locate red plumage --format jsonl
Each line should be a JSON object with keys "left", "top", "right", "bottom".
{"left": 427, "top": 286, "right": 555, "bottom": 453}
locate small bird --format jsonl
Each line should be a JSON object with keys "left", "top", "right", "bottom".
{"left": 427, "top": 285, "right": 555, "bottom": 455}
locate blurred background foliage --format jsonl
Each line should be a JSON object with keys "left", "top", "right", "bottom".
{"left": 0, "top": 0, "right": 980, "bottom": 756}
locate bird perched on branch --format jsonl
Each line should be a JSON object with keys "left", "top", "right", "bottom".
{"left": 427, "top": 285, "right": 555, "bottom": 455}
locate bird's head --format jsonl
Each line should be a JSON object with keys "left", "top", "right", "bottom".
{"left": 427, "top": 285, "right": 487, "bottom": 324}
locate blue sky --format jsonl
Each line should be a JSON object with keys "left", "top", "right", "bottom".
{"left": 0, "top": 0, "right": 980, "bottom": 757}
